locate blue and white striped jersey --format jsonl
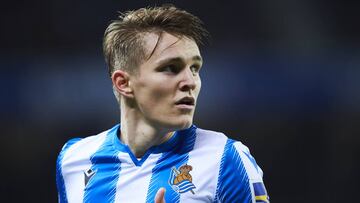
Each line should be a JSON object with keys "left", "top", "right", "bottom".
{"left": 56, "top": 124, "right": 269, "bottom": 203}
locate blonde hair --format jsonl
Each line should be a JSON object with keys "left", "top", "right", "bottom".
{"left": 103, "top": 5, "right": 209, "bottom": 77}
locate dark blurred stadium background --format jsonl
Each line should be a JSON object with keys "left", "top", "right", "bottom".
{"left": 1, "top": 0, "right": 359, "bottom": 202}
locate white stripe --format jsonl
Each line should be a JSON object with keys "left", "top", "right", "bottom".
{"left": 179, "top": 185, "right": 196, "bottom": 193}
{"left": 178, "top": 181, "right": 194, "bottom": 188}
{"left": 114, "top": 152, "right": 163, "bottom": 202}
{"left": 181, "top": 128, "right": 228, "bottom": 202}
{"left": 61, "top": 130, "right": 108, "bottom": 203}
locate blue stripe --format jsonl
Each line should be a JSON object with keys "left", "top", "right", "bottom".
{"left": 146, "top": 126, "right": 197, "bottom": 203}
{"left": 56, "top": 138, "right": 82, "bottom": 203}
{"left": 178, "top": 181, "right": 196, "bottom": 192}
{"left": 178, "top": 183, "right": 196, "bottom": 193}
{"left": 83, "top": 126, "right": 121, "bottom": 203}
{"left": 215, "top": 139, "right": 252, "bottom": 203}
{"left": 179, "top": 187, "right": 195, "bottom": 193}
{"left": 178, "top": 180, "right": 193, "bottom": 187}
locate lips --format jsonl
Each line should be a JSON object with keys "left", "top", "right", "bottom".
{"left": 175, "top": 97, "right": 195, "bottom": 106}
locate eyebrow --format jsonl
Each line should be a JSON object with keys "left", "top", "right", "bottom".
{"left": 157, "top": 55, "right": 203, "bottom": 65}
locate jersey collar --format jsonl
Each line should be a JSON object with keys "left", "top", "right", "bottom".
{"left": 109, "top": 124, "right": 197, "bottom": 166}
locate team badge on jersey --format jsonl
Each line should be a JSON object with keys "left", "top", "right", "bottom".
{"left": 253, "top": 182, "right": 269, "bottom": 203}
{"left": 168, "top": 164, "right": 196, "bottom": 194}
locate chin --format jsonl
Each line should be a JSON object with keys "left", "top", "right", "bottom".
{"left": 161, "top": 117, "right": 193, "bottom": 131}
{"left": 178, "top": 121, "right": 192, "bottom": 129}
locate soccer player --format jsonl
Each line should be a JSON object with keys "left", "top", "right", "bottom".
{"left": 56, "top": 5, "right": 269, "bottom": 203}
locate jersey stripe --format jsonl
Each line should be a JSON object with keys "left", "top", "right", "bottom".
{"left": 183, "top": 129, "right": 227, "bottom": 202}
{"left": 215, "top": 139, "right": 252, "bottom": 203}
{"left": 56, "top": 138, "right": 82, "bottom": 203}
{"left": 114, "top": 152, "right": 163, "bottom": 202}
{"left": 83, "top": 126, "right": 121, "bottom": 203}
{"left": 57, "top": 124, "right": 267, "bottom": 202}
{"left": 62, "top": 132, "right": 108, "bottom": 202}
{"left": 234, "top": 142, "right": 263, "bottom": 180}
{"left": 146, "top": 126, "right": 197, "bottom": 203}
{"left": 234, "top": 142, "right": 268, "bottom": 202}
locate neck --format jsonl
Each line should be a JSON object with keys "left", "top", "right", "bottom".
{"left": 119, "top": 104, "right": 173, "bottom": 158}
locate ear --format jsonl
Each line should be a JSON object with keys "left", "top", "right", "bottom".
{"left": 111, "top": 70, "right": 134, "bottom": 98}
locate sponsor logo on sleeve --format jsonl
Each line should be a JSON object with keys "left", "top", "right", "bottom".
{"left": 253, "top": 182, "right": 270, "bottom": 203}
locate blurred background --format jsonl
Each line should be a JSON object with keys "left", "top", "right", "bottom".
{"left": 1, "top": 0, "right": 359, "bottom": 202}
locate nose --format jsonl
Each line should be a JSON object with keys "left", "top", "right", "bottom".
{"left": 179, "top": 68, "right": 196, "bottom": 91}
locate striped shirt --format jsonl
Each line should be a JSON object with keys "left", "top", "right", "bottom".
{"left": 56, "top": 124, "right": 269, "bottom": 203}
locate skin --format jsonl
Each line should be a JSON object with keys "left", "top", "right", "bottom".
{"left": 112, "top": 32, "right": 202, "bottom": 202}
{"left": 155, "top": 188, "right": 166, "bottom": 203}
{"left": 112, "top": 32, "right": 202, "bottom": 158}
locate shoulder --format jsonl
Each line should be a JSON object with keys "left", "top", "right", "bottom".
{"left": 57, "top": 127, "right": 113, "bottom": 164}
{"left": 194, "top": 127, "right": 228, "bottom": 147}
{"left": 195, "top": 127, "right": 227, "bottom": 139}
{"left": 223, "top": 139, "right": 263, "bottom": 180}
{"left": 56, "top": 127, "right": 116, "bottom": 203}
{"left": 201, "top": 130, "right": 267, "bottom": 202}
{"left": 194, "top": 127, "right": 255, "bottom": 163}
{"left": 193, "top": 127, "right": 263, "bottom": 179}
{"left": 190, "top": 127, "right": 230, "bottom": 158}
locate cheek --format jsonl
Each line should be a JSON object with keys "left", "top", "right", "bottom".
{"left": 151, "top": 86, "right": 171, "bottom": 100}
{"left": 137, "top": 81, "right": 173, "bottom": 106}
{"left": 195, "top": 78, "right": 202, "bottom": 95}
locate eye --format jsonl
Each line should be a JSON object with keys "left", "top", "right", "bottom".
{"left": 190, "top": 65, "right": 201, "bottom": 75}
{"left": 160, "top": 64, "right": 180, "bottom": 74}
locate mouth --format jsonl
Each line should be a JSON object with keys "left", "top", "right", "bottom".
{"left": 175, "top": 97, "right": 195, "bottom": 109}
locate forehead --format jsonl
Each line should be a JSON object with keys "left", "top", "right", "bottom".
{"left": 141, "top": 32, "right": 201, "bottom": 63}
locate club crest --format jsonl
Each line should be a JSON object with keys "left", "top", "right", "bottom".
{"left": 168, "top": 164, "right": 196, "bottom": 194}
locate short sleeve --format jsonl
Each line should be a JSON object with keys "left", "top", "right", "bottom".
{"left": 215, "top": 139, "right": 269, "bottom": 203}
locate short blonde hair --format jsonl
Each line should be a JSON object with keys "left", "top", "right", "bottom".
{"left": 103, "top": 5, "right": 209, "bottom": 77}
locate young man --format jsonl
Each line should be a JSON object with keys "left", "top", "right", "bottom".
{"left": 56, "top": 5, "right": 269, "bottom": 203}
